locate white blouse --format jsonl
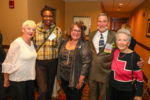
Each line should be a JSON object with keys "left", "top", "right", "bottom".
{"left": 2, "top": 37, "right": 37, "bottom": 82}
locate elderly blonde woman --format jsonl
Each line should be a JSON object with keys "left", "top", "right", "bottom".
{"left": 2, "top": 20, "right": 37, "bottom": 100}
{"left": 110, "top": 28, "right": 143, "bottom": 100}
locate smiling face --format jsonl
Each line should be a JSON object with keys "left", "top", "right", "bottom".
{"left": 71, "top": 25, "right": 81, "bottom": 41}
{"left": 97, "top": 15, "right": 109, "bottom": 33}
{"left": 22, "top": 24, "right": 36, "bottom": 40}
{"left": 42, "top": 10, "right": 53, "bottom": 27}
{"left": 116, "top": 33, "right": 130, "bottom": 52}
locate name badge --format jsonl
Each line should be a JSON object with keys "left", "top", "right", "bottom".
{"left": 48, "top": 33, "right": 56, "bottom": 41}
{"left": 148, "top": 57, "right": 150, "bottom": 64}
{"left": 104, "top": 43, "right": 112, "bottom": 53}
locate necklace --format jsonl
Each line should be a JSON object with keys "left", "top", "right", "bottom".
{"left": 66, "top": 50, "right": 70, "bottom": 64}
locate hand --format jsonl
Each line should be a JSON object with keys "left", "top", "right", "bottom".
{"left": 137, "top": 58, "right": 144, "bottom": 68}
{"left": 134, "top": 96, "right": 142, "bottom": 100}
{"left": 3, "top": 73, "right": 10, "bottom": 87}
{"left": 76, "top": 75, "right": 85, "bottom": 89}
{"left": 3, "top": 79, "right": 10, "bottom": 87}
{"left": 76, "top": 82, "right": 83, "bottom": 90}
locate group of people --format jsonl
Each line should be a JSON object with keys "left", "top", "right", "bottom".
{"left": 0, "top": 5, "right": 144, "bottom": 100}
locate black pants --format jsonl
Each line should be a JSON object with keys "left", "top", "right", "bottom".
{"left": 110, "top": 86, "right": 134, "bottom": 100}
{"left": 10, "top": 80, "right": 35, "bottom": 100}
{"left": 61, "top": 78, "right": 85, "bottom": 100}
{"left": 36, "top": 59, "right": 58, "bottom": 100}
{"left": 0, "top": 83, "right": 11, "bottom": 100}
{"left": 0, "top": 71, "right": 11, "bottom": 100}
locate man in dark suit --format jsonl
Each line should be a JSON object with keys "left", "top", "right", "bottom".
{"left": 88, "top": 13, "right": 116, "bottom": 100}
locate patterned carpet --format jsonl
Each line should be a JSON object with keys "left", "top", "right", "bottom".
{"left": 57, "top": 81, "right": 149, "bottom": 100}
{"left": 5, "top": 80, "right": 149, "bottom": 100}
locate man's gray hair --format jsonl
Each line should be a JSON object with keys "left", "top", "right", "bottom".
{"left": 97, "top": 13, "right": 109, "bottom": 21}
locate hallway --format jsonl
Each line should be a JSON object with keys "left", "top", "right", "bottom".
{"left": 1, "top": 0, "right": 150, "bottom": 100}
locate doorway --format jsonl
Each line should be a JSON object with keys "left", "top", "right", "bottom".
{"left": 110, "top": 17, "right": 129, "bottom": 32}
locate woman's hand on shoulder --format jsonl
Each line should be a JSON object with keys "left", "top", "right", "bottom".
{"left": 137, "top": 58, "right": 144, "bottom": 68}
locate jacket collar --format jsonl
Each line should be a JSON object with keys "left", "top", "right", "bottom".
{"left": 90, "top": 30, "right": 114, "bottom": 54}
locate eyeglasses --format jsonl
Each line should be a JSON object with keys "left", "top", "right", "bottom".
{"left": 72, "top": 29, "right": 81, "bottom": 33}
{"left": 43, "top": 15, "right": 53, "bottom": 19}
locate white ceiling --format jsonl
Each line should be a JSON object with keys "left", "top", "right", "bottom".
{"left": 63, "top": 0, "right": 145, "bottom": 12}
{"left": 64, "top": 0, "right": 97, "bottom": 1}
{"left": 101, "top": 0, "right": 145, "bottom": 12}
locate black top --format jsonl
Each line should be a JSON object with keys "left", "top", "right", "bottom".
{"left": 59, "top": 48, "right": 74, "bottom": 81}
{"left": 110, "top": 51, "right": 143, "bottom": 96}
{"left": 0, "top": 33, "right": 6, "bottom": 84}
{"left": 0, "top": 33, "right": 6, "bottom": 68}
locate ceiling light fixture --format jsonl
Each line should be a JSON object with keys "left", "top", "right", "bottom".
{"left": 118, "top": 3, "right": 124, "bottom": 8}
{"left": 119, "top": 3, "right": 124, "bottom": 6}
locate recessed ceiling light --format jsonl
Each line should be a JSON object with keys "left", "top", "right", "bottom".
{"left": 118, "top": 3, "right": 124, "bottom": 8}
{"left": 119, "top": 3, "right": 124, "bottom": 6}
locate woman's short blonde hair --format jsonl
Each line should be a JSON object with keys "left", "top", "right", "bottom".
{"left": 116, "top": 28, "right": 131, "bottom": 42}
{"left": 97, "top": 13, "right": 109, "bottom": 22}
{"left": 22, "top": 20, "right": 36, "bottom": 28}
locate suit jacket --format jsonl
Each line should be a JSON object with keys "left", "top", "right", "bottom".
{"left": 89, "top": 30, "right": 116, "bottom": 83}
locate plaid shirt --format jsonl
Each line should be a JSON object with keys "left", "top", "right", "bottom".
{"left": 33, "top": 21, "right": 62, "bottom": 60}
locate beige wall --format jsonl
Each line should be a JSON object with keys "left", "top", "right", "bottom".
{"left": 0, "top": 0, "right": 28, "bottom": 45}
{"left": 0, "top": 0, "right": 65, "bottom": 45}
{"left": 130, "top": 0, "right": 150, "bottom": 79}
{"left": 65, "top": 1, "right": 104, "bottom": 34}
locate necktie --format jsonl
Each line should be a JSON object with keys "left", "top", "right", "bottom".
{"left": 99, "top": 33, "right": 104, "bottom": 50}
